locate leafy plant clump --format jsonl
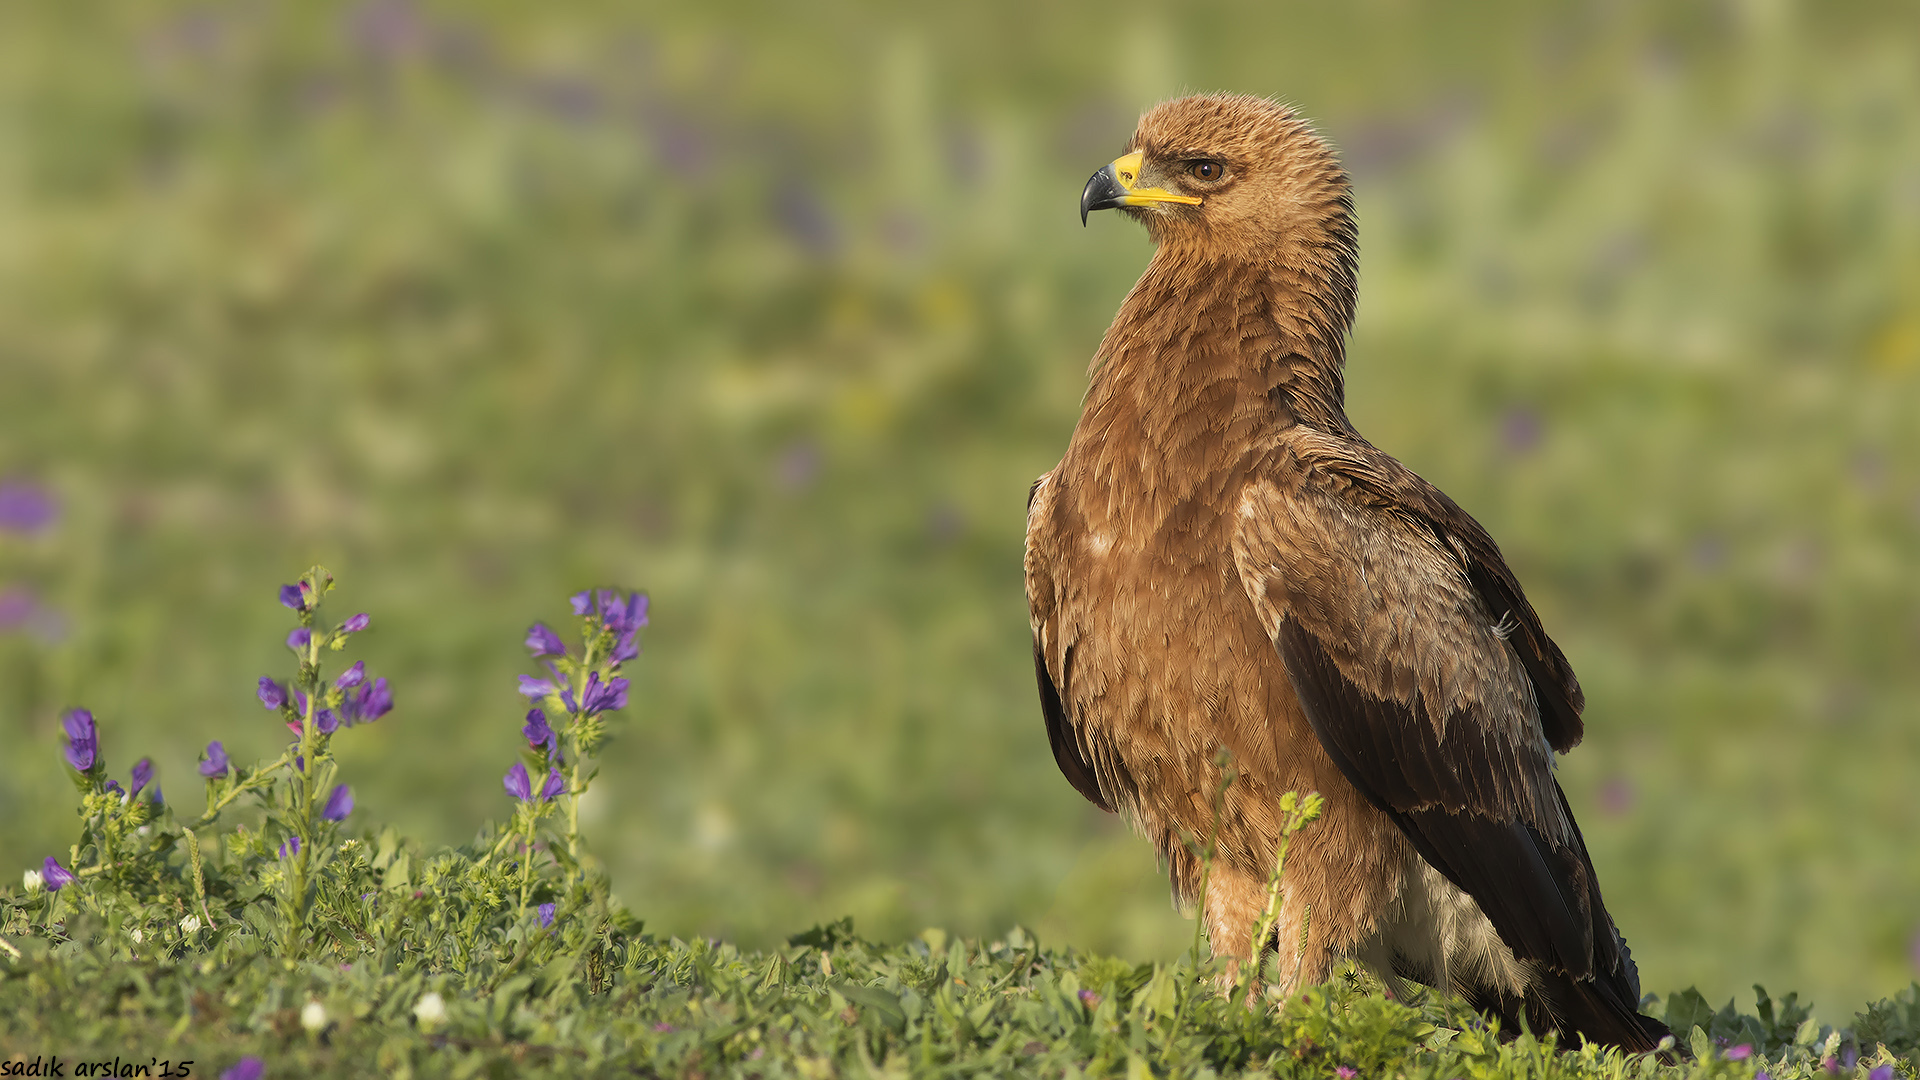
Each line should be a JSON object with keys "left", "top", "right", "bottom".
{"left": 2, "top": 570, "right": 1919, "bottom": 1078}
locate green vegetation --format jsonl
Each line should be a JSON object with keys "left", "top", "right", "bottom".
{"left": 1, "top": 0, "right": 1917, "bottom": 1061}
{"left": 3, "top": 570, "right": 1916, "bottom": 1075}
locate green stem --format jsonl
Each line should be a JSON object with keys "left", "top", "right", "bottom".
{"left": 517, "top": 811, "right": 537, "bottom": 911}
{"left": 286, "top": 623, "right": 322, "bottom": 957}
{"left": 564, "top": 632, "right": 599, "bottom": 862}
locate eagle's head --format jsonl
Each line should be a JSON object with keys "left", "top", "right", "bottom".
{"left": 1082, "top": 94, "right": 1355, "bottom": 286}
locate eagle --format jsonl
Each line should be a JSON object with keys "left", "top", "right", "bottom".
{"left": 1024, "top": 93, "right": 1668, "bottom": 1052}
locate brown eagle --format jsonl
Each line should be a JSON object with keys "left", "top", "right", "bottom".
{"left": 1024, "top": 93, "right": 1668, "bottom": 1051}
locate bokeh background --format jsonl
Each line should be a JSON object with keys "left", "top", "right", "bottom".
{"left": 2, "top": 0, "right": 1917, "bottom": 1020}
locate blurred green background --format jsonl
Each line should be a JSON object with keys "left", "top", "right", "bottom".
{"left": 2, "top": 0, "right": 1917, "bottom": 1020}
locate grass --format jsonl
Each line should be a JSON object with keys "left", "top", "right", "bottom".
{"left": 0, "top": 0, "right": 1917, "bottom": 1047}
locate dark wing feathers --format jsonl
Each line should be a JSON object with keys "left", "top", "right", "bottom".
{"left": 1282, "top": 431, "right": 1585, "bottom": 752}
{"left": 1274, "top": 615, "right": 1595, "bottom": 976}
{"left": 1236, "top": 444, "right": 1660, "bottom": 1051}
{"left": 1035, "top": 641, "right": 1109, "bottom": 811}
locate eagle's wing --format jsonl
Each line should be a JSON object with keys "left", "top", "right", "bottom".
{"left": 1025, "top": 473, "right": 1112, "bottom": 812}
{"left": 1232, "top": 429, "right": 1661, "bottom": 1047}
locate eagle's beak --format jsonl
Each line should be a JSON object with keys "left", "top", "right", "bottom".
{"left": 1080, "top": 150, "right": 1203, "bottom": 225}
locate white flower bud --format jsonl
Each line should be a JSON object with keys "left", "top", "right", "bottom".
{"left": 22, "top": 869, "right": 43, "bottom": 893}
{"left": 131, "top": 927, "right": 143, "bottom": 944}
{"left": 180, "top": 914, "right": 202, "bottom": 934}
{"left": 301, "top": 1000, "right": 328, "bottom": 1033}
{"left": 413, "top": 991, "right": 447, "bottom": 1028}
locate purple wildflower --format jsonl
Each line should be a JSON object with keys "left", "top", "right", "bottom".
{"left": 340, "top": 612, "right": 370, "bottom": 634}
{"left": 525, "top": 623, "right": 566, "bottom": 658}
{"left": 103, "top": 779, "right": 124, "bottom": 797}
{"left": 221, "top": 1057, "right": 265, "bottom": 1080}
{"left": 323, "top": 784, "right": 354, "bottom": 821}
{"left": 150, "top": 785, "right": 162, "bottom": 806}
{"left": 540, "top": 767, "right": 565, "bottom": 801}
{"left": 0, "top": 482, "right": 56, "bottom": 533}
{"left": 130, "top": 757, "right": 153, "bottom": 798}
{"left": 1726, "top": 1045, "right": 1752, "bottom": 1061}
{"left": 503, "top": 761, "right": 532, "bottom": 801}
{"left": 1077, "top": 988, "right": 1101, "bottom": 1007}
{"left": 538, "top": 902, "right": 555, "bottom": 928}
{"left": 257, "top": 677, "right": 287, "bottom": 710}
{"left": 199, "top": 740, "right": 230, "bottom": 778}
{"left": 287, "top": 627, "right": 311, "bottom": 650}
{"left": 578, "top": 673, "right": 629, "bottom": 715}
{"left": 42, "top": 856, "right": 75, "bottom": 891}
{"left": 343, "top": 677, "right": 392, "bottom": 723}
{"left": 1869, "top": 1067, "right": 1894, "bottom": 1080}
{"left": 317, "top": 708, "right": 338, "bottom": 735}
{"left": 570, "top": 590, "right": 593, "bottom": 616}
{"left": 1843, "top": 1047, "right": 1859, "bottom": 1070}
{"left": 1757, "top": 1072, "right": 1771, "bottom": 1080}
{"left": 335, "top": 661, "right": 366, "bottom": 690}
{"left": 1334, "top": 1069, "right": 1357, "bottom": 1080}
{"left": 279, "top": 836, "right": 302, "bottom": 859}
{"left": 523, "top": 709, "right": 555, "bottom": 752}
{"left": 279, "top": 583, "right": 309, "bottom": 611}
{"left": 518, "top": 674, "right": 557, "bottom": 700}
{"left": 62, "top": 708, "right": 97, "bottom": 772}
{"left": 603, "top": 591, "right": 649, "bottom": 634}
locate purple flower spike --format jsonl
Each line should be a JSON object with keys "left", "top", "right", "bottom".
{"left": 42, "top": 856, "right": 75, "bottom": 891}
{"left": 287, "top": 627, "right": 311, "bottom": 651}
{"left": 278, "top": 835, "right": 302, "bottom": 859}
{"left": 613, "top": 628, "right": 641, "bottom": 663}
{"left": 524, "top": 622, "right": 566, "bottom": 658}
{"left": 221, "top": 1058, "right": 265, "bottom": 1080}
{"left": 540, "top": 768, "right": 565, "bottom": 801}
{"left": 518, "top": 674, "right": 556, "bottom": 700}
{"left": 335, "top": 661, "right": 366, "bottom": 690}
{"left": 257, "top": 677, "right": 287, "bottom": 710}
{"left": 130, "top": 757, "right": 154, "bottom": 798}
{"left": 279, "top": 583, "right": 307, "bottom": 611}
{"left": 345, "top": 677, "right": 392, "bottom": 723}
{"left": 523, "top": 709, "right": 555, "bottom": 752}
{"left": 569, "top": 590, "right": 593, "bottom": 616}
{"left": 0, "top": 482, "right": 57, "bottom": 533}
{"left": 323, "top": 784, "right": 354, "bottom": 821}
{"left": 199, "top": 740, "right": 230, "bottom": 778}
{"left": 603, "top": 592, "right": 648, "bottom": 634}
{"left": 503, "top": 761, "right": 532, "bottom": 801}
{"left": 62, "top": 708, "right": 97, "bottom": 773}
{"left": 579, "top": 673, "right": 629, "bottom": 715}
{"left": 316, "top": 708, "right": 338, "bottom": 735}
{"left": 1725, "top": 1045, "right": 1752, "bottom": 1061}
{"left": 340, "top": 612, "right": 370, "bottom": 634}
{"left": 538, "top": 902, "right": 555, "bottom": 928}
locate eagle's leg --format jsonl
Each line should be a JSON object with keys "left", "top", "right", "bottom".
{"left": 1200, "top": 861, "right": 1337, "bottom": 999}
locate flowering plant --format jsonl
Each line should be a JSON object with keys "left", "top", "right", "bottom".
{"left": 4, "top": 567, "right": 644, "bottom": 972}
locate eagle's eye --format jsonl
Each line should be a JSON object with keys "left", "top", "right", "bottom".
{"left": 1187, "top": 160, "right": 1224, "bottom": 181}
